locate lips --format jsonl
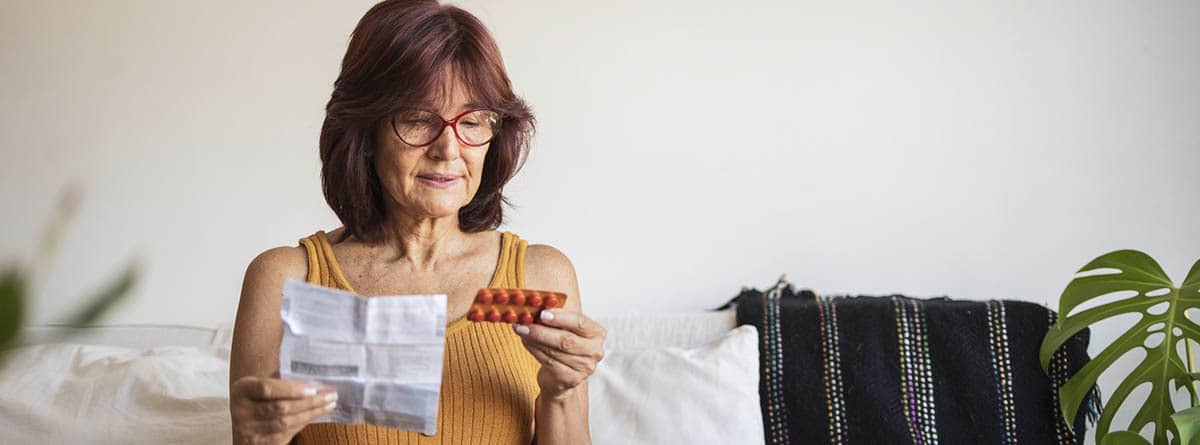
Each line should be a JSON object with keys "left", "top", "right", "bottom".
{"left": 417, "top": 173, "right": 459, "bottom": 182}
{"left": 416, "top": 173, "right": 461, "bottom": 189}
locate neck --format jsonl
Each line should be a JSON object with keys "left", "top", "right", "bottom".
{"left": 377, "top": 209, "right": 469, "bottom": 271}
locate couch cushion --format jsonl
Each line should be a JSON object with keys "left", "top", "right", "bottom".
{"left": 5, "top": 312, "right": 747, "bottom": 444}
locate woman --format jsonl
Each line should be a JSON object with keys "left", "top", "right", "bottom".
{"left": 228, "top": 1, "right": 605, "bottom": 444}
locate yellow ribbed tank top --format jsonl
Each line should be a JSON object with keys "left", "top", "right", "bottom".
{"left": 294, "top": 230, "right": 541, "bottom": 445}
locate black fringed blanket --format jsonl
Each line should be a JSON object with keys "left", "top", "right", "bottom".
{"left": 725, "top": 285, "right": 1100, "bottom": 445}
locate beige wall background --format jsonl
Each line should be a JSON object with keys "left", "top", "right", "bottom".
{"left": 4, "top": 0, "right": 1199, "bottom": 322}
{"left": 4, "top": 0, "right": 1199, "bottom": 318}
{"left": 2, "top": 1, "right": 1199, "bottom": 436}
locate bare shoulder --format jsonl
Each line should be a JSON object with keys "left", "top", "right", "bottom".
{"left": 525, "top": 243, "right": 582, "bottom": 310}
{"left": 526, "top": 243, "right": 573, "bottom": 271}
{"left": 237, "top": 244, "right": 308, "bottom": 321}
{"left": 245, "top": 245, "right": 308, "bottom": 284}
{"left": 238, "top": 245, "right": 308, "bottom": 312}
{"left": 230, "top": 245, "right": 308, "bottom": 381}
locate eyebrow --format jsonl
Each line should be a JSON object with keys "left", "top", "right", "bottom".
{"left": 407, "top": 101, "right": 489, "bottom": 113}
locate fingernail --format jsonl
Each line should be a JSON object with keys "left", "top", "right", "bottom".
{"left": 540, "top": 310, "right": 555, "bottom": 322}
{"left": 325, "top": 401, "right": 337, "bottom": 411}
{"left": 324, "top": 392, "right": 338, "bottom": 403}
{"left": 303, "top": 386, "right": 318, "bottom": 397}
{"left": 514, "top": 324, "right": 530, "bottom": 335}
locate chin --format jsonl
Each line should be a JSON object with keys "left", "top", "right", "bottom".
{"left": 420, "top": 201, "right": 470, "bottom": 219}
{"left": 401, "top": 190, "right": 471, "bottom": 218}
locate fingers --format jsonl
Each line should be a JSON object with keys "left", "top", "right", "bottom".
{"left": 515, "top": 320, "right": 604, "bottom": 360}
{"left": 280, "top": 399, "right": 337, "bottom": 431}
{"left": 512, "top": 310, "right": 607, "bottom": 399}
{"left": 250, "top": 391, "right": 338, "bottom": 420}
{"left": 522, "top": 340, "right": 592, "bottom": 395}
{"left": 249, "top": 399, "right": 335, "bottom": 435}
{"left": 521, "top": 337, "right": 598, "bottom": 375}
{"left": 231, "top": 376, "right": 338, "bottom": 443}
{"left": 235, "top": 376, "right": 322, "bottom": 401}
{"left": 522, "top": 339, "right": 558, "bottom": 365}
{"left": 538, "top": 309, "right": 606, "bottom": 339}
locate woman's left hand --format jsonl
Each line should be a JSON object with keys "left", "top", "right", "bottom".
{"left": 514, "top": 309, "right": 606, "bottom": 400}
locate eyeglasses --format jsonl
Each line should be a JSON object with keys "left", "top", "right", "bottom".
{"left": 390, "top": 109, "right": 501, "bottom": 147}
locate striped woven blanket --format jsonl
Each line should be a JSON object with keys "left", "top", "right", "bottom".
{"left": 725, "top": 285, "right": 1100, "bottom": 445}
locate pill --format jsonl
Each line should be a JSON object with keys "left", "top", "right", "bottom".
{"left": 467, "top": 288, "right": 568, "bottom": 325}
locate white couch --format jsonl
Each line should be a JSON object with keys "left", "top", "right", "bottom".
{"left": 0, "top": 311, "right": 763, "bottom": 444}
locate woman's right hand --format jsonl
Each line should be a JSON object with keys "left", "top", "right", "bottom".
{"left": 230, "top": 375, "right": 338, "bottom": 445}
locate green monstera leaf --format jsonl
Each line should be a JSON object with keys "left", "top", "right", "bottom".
{"left": 1041, "top": 250, "right": 1200, "bottom": 445}
{"left": 1172, "top": 405, "right": 1200, "bottom": 445}
{"left": 1102, "top": 430, "right": 1154, "bottom": 445}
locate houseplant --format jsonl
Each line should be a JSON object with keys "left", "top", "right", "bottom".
{"left": 0, "top": 187, "right": 139, "bottom": 367}
{"left": 1041, "top": 250, "right": 1200, "bottom": 445}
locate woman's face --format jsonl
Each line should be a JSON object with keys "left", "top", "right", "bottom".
{"left": 374, "top": 82, "right": 490, "bottom": 221}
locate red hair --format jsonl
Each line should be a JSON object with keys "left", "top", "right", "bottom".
{"left": 319, "top": 0, "right": 534, "bottom": 242}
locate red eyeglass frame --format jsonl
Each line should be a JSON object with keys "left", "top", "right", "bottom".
{"left": 390, "top": 109, "right": 500, "bottom": 148}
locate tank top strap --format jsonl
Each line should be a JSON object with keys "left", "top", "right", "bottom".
{"left": 493, "top": 231, "right": 528, "bottom": 289}
{"left": 298, "top": 230, "right": 354, "bottom": 291}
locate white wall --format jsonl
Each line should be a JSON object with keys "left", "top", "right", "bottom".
{"left": 2, "top": 0, "right": 1198, "bottom": 437}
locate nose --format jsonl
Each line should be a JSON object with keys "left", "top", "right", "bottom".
{"left": 426, "top": 124, "right": 462, "bottom": 161}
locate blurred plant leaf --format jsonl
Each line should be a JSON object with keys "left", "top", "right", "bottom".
{"left": 1, "top": 186, "right": 139, "bottom": 371}
{"left": 1041, "top": 250, "right": 1200, "bottom": 444}
{"left": 1102, "top": 431, "right": 1154, "bottom": 445}
{"left": 0, "top": 265, "right": 26, "bottom": 351}
{"left": 63, "top": 261, "right": 139, "bottom": 327}
{"left": 1173, "top": 406, "right": 1200, "bottom": 445}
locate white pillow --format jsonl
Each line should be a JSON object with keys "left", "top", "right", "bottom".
{"left": 594, "top": 310, "right": 737, "bottom": 351}
{"left": 588, "top": 325, "right": 763, "bottom": 445}
{"left": 0, "top": 343, "right": 232, "bottom": 444}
